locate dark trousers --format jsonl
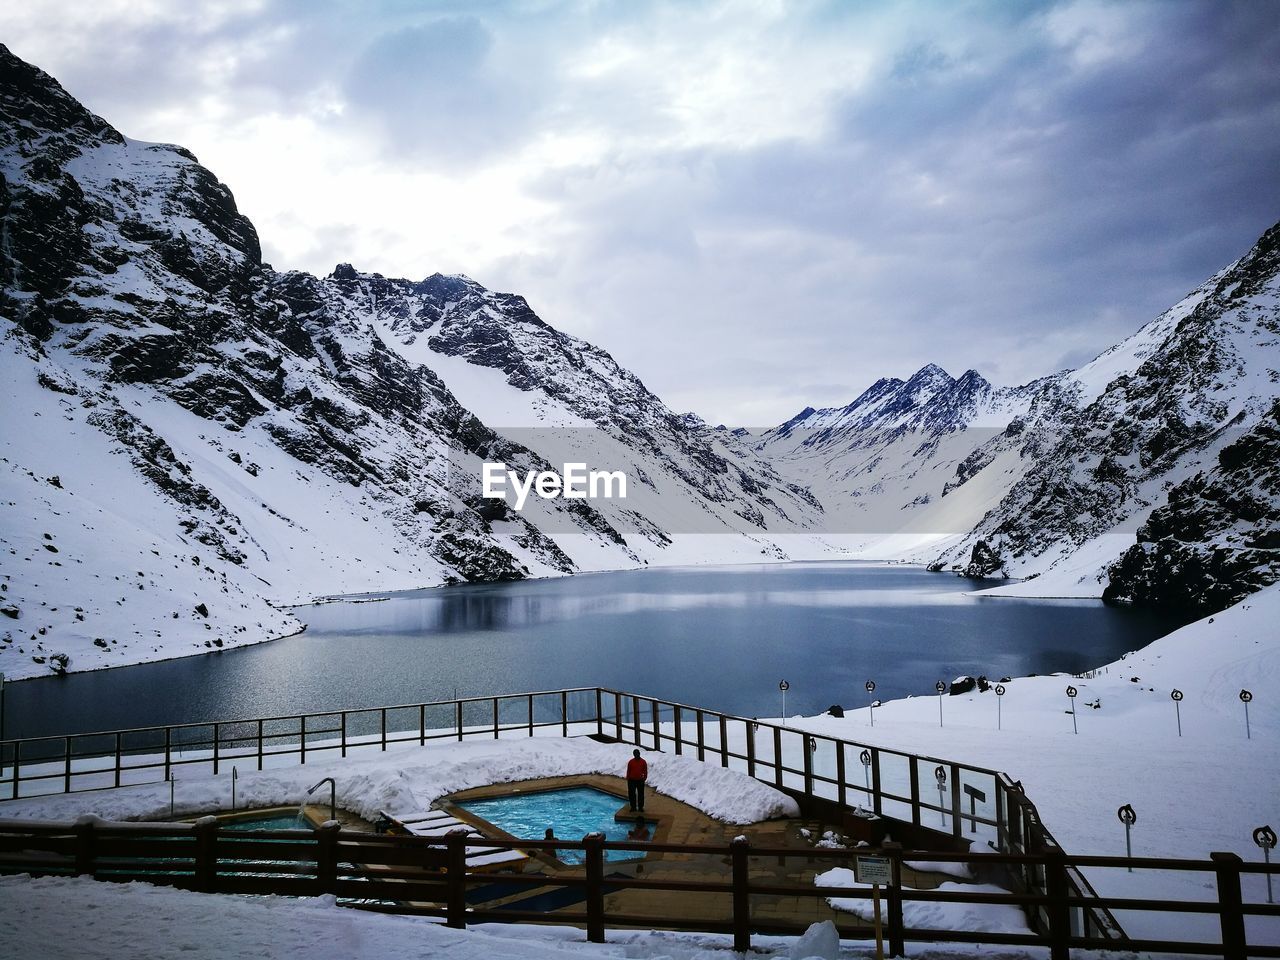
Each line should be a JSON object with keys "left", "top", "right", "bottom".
{"left": 628, "top": 778, "right": 645, "bottom": 811}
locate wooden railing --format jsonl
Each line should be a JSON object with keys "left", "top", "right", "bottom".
{"left": 3, "top": 687, "right": 1275, "bottom": 954}
{"left": 0, "top": 818, "right": 1275, "bottom": 958}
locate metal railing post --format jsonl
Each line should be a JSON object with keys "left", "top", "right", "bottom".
{"left": 562, "top": 691, "right": 569, "bottom": 738}
{"left": 836, "top": 742, "right": 846, "bottom": 806}
{"left": 613, "top": 692, "right": 622, "bottom": 741}
{"left": 673, "top": 706, "right": 683, "bottom": 755}
{"left": 298, "top": 717, "right": 305, "bottom": 766}
{"left": 595, "top": 688, "right": 603, "bottom": 737}
{"left": 256, "top": 720, "right": 263, "bottom": 771}
{"left": 529, "top": 694, "right": 536, "bottom": 738}
{"left": 871, "top": 747, "right": 883, "bottom": 816}
{"left": 950, "top": 763, "right": 963, "bottom": 840}
{"left": 493, "top": 698, "right": 500, "bottom": 740}
{"left": 719, "top": 715, "right": 729, "bottom": 768}
{"left": 456, "top": 700, "right": 463, "bottom": 741}
{"left": 908, "top": 756, "right": 920, "bottom": 826}
{"left": 772, "top": 727, "right": 783, "bottom": 788}
{"left": 381, "top": 708, "right": 388, "bottom": 751}
{"left": 341, "top": 712, "right": 348, "bottom": 758}
{"left": 419, "top": 704, "right": 426, "bottom": 746}
{"left": 802, "top": 736, "right": 814, "bottom": 795}
{"left": 64, "top": 737, "right": 72, "bottom": 793}
{"left": 651, "top": 698, "right": 660, "bottom": 749}
{"left": 114, "top": 732, "right": 123, "bottom": 787}
{"left": 695, "top": 711, "right": 705, "bottom": 762}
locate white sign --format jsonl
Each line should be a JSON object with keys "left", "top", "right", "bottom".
{"left": 855, "top": 854, "right": 892, "bottom": 885}
{"left": 482, "top": 462, "right": 627, "bottom": 510}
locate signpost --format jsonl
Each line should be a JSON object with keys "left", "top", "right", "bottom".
{"left": 935, "top": 680, "right": 947, "bottom": 728}
{"left": 1255, "top": 825, "right": 1276, "bottom": 904}
{"left": 866, "top": 680, "right": 876, "bottom": 727}
{"left": 995, "top": 683, "right": 1005, "bottom": 731}
{"left": 1241, "top": 689, "right": 1253, "bottom": 739}
{"left": 1170, "top": 689, "right": 1183, "bottom": 737}
{"left": 779, "top": 680, "right": 789, "bottom": 727}
{"left": 855, "top": 854, "right": 891, "bottom": 960}
{"left": 1118, "top": 804, "right": 1136, "bottom": 871}
{"left": 859, "top": 748, "right": 872, "bottom": 794}
{"left": 1066, "top": 685, "right": 1078, "bottom": 735}
{"left": 934, "top": 764, "right": 947, "bottom": 825}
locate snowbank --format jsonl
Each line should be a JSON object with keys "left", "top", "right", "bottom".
{"left": 0, "top": 736, "right": 798, "bottom": 826}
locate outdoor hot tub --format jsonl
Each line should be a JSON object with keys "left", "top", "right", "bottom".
{"left": 454, "top": 785, "right": 658, "bottom": 864}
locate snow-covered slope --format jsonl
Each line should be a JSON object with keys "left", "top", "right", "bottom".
{"left": 759, "top": 223, "right": 1280, "bottom": 606}
{"left": 0, "top": 45, "right": 829, "bottom": 679}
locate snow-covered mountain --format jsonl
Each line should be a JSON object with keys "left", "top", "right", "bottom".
{"left": 758, "top": 223, "right": 1280, "bottom": 608}
{"left": 3, "top": 41, "right": 1276, "bottom": 681}
{"left": 0, "top": 46, "right": 827, "bottom": 679}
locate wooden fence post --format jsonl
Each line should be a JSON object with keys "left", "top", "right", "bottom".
{"left": 1044, "top": 846, "right": 1071, "bottom": 960}
{"left": 446, "top": 830, "right": 469, "bottom": 928}
{"left": 1211, "top": 851, "right": 1247, "bottom": 960}
{"left": 74, "top": 817, "right": 97, "bottom": 877}
{"left": 882, "top": 839, "right": 905, "bottom": 957}
{"left": 731, "top": 835, "right": 751, "bottom": 952}
{"left": 316, "top": 821, "right": 340, "bottom": 894}
{"left": 584, "top": 832, "right": 606, "bottom": 943}
{"left": 194, "top": 817, "right": 219, "bottom": 893}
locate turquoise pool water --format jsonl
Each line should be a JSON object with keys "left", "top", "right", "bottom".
{"left": 220, "top": 813, "right": 311, "bottom": 831}
{"left": 456, "top": 786, "right": 657, "bottom": 864}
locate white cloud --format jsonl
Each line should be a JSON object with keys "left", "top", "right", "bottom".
{"left": 2, "top": 0, "right": 1278, "bottom": 424}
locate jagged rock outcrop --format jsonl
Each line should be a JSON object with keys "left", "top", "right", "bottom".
{"left": 0, "top": 44, "right": 824, "bottom": 679}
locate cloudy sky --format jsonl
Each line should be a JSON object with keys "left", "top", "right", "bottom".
{"left": 4, "top": 1, "right": 1279, "bottom": 424}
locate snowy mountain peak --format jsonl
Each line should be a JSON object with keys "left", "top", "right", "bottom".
{"left": 0, "top": 45, "right": 825, "bottom": 680}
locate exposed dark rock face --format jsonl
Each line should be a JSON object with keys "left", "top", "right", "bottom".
{"left": 1104, "top": 401, "right": 1280, "bottom": 613}
{"left": 964, "top": 540, "right": 1004, "bottom": 579}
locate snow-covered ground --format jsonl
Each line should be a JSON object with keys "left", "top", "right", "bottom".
{"left": 0, "top": 736, "right": 798, "bottom": 826}
{"left": 2, "top": 584, "right": 1277, "bottom": 956}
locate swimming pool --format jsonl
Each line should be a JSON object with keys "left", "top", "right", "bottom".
{"left": 218, "top": 812, "right": 311, "bottom": 832}
{"left": 455, "top": 786, "right": 657, "bottom": 864}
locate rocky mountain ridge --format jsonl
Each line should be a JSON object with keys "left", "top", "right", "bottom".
{"left": 0, "top": 45, "right": 826, "bottom": 679}
{"left": 760, "top": 222, "right": 1280, "bottom": 609}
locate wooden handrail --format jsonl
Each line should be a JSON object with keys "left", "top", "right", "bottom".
{"left": 0, "top": 818, "right": 1275, "bottom": 958}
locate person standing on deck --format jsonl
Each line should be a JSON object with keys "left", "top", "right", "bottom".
{"left": 626, "top": 749, "right": 648, "bottom": 812}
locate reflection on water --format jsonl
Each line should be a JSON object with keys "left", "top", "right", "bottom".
{"left": 8, "top": 562, "right": 1191, "bottom": 738}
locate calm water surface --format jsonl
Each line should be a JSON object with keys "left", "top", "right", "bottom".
{"left": 7, "top": 562, "right": 1190, "bottom": 738}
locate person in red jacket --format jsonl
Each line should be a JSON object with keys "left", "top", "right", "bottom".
{"left": 625, "top": 749, "right": 648, "bottom": 812}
